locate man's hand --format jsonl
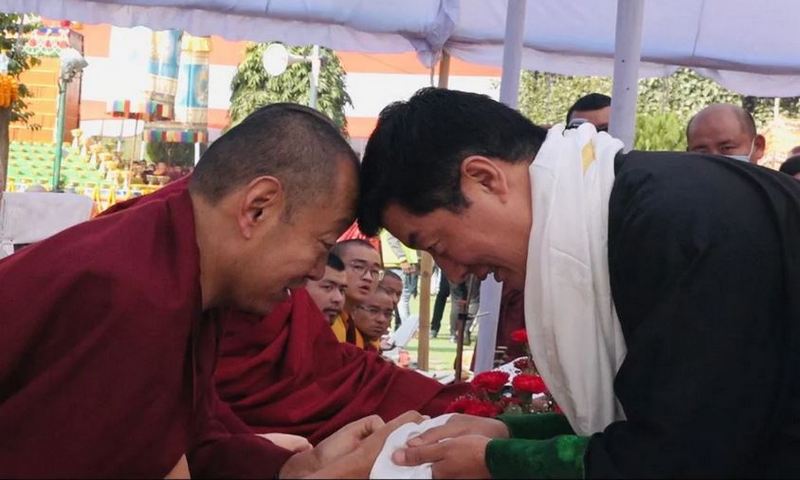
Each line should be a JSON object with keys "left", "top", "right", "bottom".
{"left": 256, "top": 433, "right": 312, "bottom": 453}
{"left": 393, "top": 434, "right": 491, "bottom": 479}
{"left": 406, "top": 413, "right": 509, "bottom": 448}
{"left": 400, "top": 260, "right": 413, "bottom": 274}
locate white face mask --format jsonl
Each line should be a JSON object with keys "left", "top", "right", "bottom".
{"left": 725, "top": 139, "right": 755, "bottom": 163}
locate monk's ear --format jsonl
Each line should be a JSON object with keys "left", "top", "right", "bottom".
{"left": 237, "top": 176, "right": 284, "bottom": 239}
{"left": 461, "top": 155, "right": 509, "bottom": 199}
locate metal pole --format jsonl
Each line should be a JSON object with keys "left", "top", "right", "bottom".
{"left": 437, "top": 52, "right": 451, "bottom": 89}
{"left": 52, "top": 80, "right": 67, "bottom": 191}
{"left": 474, "top": 277, "right": 503, "bottom": 373}
{"left": 498, "top": 0, "right": 527, "bottom": 108}
{"left": 309, "top": 45, "right": 320, "bottom": 109}
{"left": 608, "top": 0, "right": 645, "bottom": 151}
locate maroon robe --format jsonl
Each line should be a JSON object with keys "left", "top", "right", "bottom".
{"left": 0, "top": 182, "right": 292, "bottom": 477}
{"left": 215, "top": 288, "right": 471, "bottom": 444}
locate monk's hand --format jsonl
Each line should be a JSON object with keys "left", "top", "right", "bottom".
{"left": 405, "top": 413, "right": 509, "bottom": 448}
{"left": 278, "top": 415, "right": 385, "bottom": 478}
{"left": 393, "top": 434, "right": 491, "bottom": 479}
{"left": 312, "top": 414, "right": 387, "bottom": 468}
{"left": 303, "top": 410, "right": 425, "bottom": 478}
{"left": 257, "top": 433, "right": 312, "bottom": 453}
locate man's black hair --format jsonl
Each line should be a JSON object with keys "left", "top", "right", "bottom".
{"left": 780, "top": 155, "right": 800, "bottom": 177}
{"left": 357, "top": 88, "right": 547, "bottom": 236}
{"left": 327, "top": 253, "right": 346, "bottom": 272}
{"left": 566, "top": 93, "right": 612, "bottom": 124}
{"left": 189, "top": 103, "right": 358, "bottom": 215}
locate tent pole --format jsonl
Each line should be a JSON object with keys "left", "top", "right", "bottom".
{"left": 609, "top": 0, "right": 645, "bottom": 151}
{"left": 473, "top": 0, "right": 528, "bottom": 374}
{"left": 437, "top": 52, "right": 450, "bottom": 88}
{"left": 498, "top": 0, "right": 527, "bottom": 108}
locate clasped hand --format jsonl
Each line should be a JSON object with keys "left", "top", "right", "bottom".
{"left": 391, "top": 413, "right": 510, "bottom": 479}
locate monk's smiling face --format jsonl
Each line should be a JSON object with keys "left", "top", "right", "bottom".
{"left": 229, "top": 157, "right": 358, "bottom": 315}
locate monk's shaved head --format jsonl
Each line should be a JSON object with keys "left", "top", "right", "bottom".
{"left": 685, "top": 103, "right": 765, "bottom": 164}
{"left": 687, "top": 103, "right": 756, "bottom": 140}
{"left": 331, "top": 239, "right": 377, "bottom": 259}
{"left": 190, "top": 103, "right": 358, "bottom": 213}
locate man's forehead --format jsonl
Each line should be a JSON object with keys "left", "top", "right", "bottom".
{"left": 365, "top": 294, "right": 394, "bottom": 309}
{"left": 691, "top": 109, "right": 747, "bottom": 137}
{"left": 345, "top": 245, "right": 381, "bottom": 263}
{"left": 382, "top": 277, "right": 402, "bottom": 287}
{"left": 323, "top": 268, "right": 347, "bottom": 283}
{"left": 383, "top": 203, "right": 429, "bottom": 248}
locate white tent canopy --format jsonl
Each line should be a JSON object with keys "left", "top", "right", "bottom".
{"left": 7, "top": 0, "right": 800, "bottom": 96}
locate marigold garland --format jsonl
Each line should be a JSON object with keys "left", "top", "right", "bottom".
{"left": 0, "top": 74, "right": 19, "bottom": 108}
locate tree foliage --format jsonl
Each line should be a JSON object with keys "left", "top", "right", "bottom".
{"left": 518, "top": 71, "right": 611, "bottom": 126}
{"left": 518, "top": 67, "right": 800, "bottom": 150}
{"left": 0, "top": 13, "right": 41, "bottom": 124}
{"left": 634, "top": 112, "right": 687, "bottom": 151}
{"left": 146, "top": 141, "right": 196, "bottom": 167}
{"left": 228, "top": 43, "right": 351, "bottom": 133}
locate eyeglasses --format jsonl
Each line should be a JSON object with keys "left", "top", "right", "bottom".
{"left": 356, "top": 304, "right": 394, "bottom": 319}
{"left": 566, "top": 118, "right": 608, "bottom": 132}
{"left": 348, "top": 261, "right": 384, "bottom": 281}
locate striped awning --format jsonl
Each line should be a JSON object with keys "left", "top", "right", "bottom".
{"left": 144, "top": 124, "right": 207, "bottom": 143}
{"left": 106, "top": 99, "right": 174, "bottom": 121}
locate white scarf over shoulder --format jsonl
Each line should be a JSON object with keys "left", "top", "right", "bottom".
{"left": 524, "top": 123, "right": 627, "bottom": 435}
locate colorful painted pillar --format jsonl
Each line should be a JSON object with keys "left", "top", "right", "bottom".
{"left": 174, "top": 33, "right": 209, "bottom": 164}
{"left": 140, "top": 29, "right": 182, "bottom": 159}
{"left": 175, "top": 33, "right": 210, "bottom": 127}
{"left": 146, "top": 29, "right": 181, "bottom": 119}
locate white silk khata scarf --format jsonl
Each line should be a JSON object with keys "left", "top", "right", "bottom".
{"left": 524, "top": 123, "right": 627, "bottom": 435}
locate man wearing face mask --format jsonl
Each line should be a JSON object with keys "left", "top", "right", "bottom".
{"left": 686, "top": 103, "right": 766, "bottom": 164}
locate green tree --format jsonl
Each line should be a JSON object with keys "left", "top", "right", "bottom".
{"left": 146, "top": 141, "right": 196, "bottom": 168}
{"left": 0, "top": 13, "right": 41, "bottom": 191}
{"left": 634, "top": 112, "right": 687, "bottom": 151}
{"left": 228, "top": 43, "right": 351, "bottom": 132}
{"left": 517, "top": 67, "right": 796, "bottom": 150}
{"left": 518, "top": 71, "right": 611, "bottom": 126}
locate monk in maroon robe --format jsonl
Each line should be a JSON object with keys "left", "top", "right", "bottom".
{"left": 215, "top": 288, "right": 470, "bottom": 443}
{"left": 0, "top": 104, "right": 416, "bottom": 478}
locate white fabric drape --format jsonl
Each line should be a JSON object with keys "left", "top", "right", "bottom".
{"left": 524, "top": 123, "right": 627, "bottom": 436}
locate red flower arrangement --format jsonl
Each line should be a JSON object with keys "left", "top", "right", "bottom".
{"left": 445, "top": 396, "right": 503, "bottom": 417}
{"left": 471, "top": 371, "right": 509, "bottom": 393}
{"left": 447, "top": 327, "right": 562, "bottom": 417}
{"left": 512, "top": 373, "right": 548, "bottom": 394}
